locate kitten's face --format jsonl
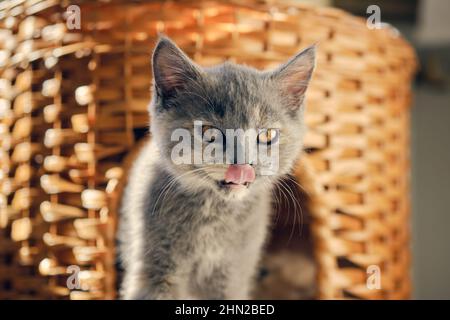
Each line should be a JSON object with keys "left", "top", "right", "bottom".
{"left": 150, "top": 37, "right": 315, "bottom": 200}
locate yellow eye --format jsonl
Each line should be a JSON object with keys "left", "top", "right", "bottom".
{"left": 257, "top": 129, "right": 278, "bottom": 145}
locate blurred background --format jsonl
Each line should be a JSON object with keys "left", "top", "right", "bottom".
{"left": 0, "top": 0, "right": 449, "bottom": 300}
{"left": 331, "top": 0, "right": 450, "bottom": 299}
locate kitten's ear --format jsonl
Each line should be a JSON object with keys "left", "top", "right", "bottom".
{"left": 152, "top": 36, "right": 203, "bottom": 97}
{"left": 270, "top": 45, "right": 316, "bottom": 110}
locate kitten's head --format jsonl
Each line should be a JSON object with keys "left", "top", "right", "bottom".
{"left": 150, "top": 37, "right": 315, "bottom": 200}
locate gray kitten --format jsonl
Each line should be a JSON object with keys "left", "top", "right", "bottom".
{"left": 119, "top": 37, "right": 315, "bottom": 299}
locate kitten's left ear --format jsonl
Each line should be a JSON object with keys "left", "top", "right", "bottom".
{"left": 152, "top": 36, "right": 204, "bottom": 98}
{"left": 270, "top": 45, "right": 316, "bottom": 110}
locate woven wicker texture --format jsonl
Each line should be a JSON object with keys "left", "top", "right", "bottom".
{"left": 0, "top": 0, "right": 416, "bottom": 299}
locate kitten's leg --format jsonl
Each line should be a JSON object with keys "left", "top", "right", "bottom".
{"left": 120, "top": 233, "right": 179, "bottom": 299}
{"left": 121, "top": 267, "right": 178, "bottom": 299}
{"left": 227, "top": 202, "right": 271, "bottom": 299}
{"left": 195, "top": 266, "right": 229, "bottom": 300}
{"left": 226, "top": 249, "right": 259, "bottom": 299}
{"left": 121, "top": 269, "right": 155, "bottom": 299}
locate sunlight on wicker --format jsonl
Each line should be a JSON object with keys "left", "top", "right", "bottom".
{"left": 0, "top": 0, "right": 416, "bottom": 299}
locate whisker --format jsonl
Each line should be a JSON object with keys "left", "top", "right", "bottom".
{"left": 284, "top": 176, "right": 307, "bottom": 236}
{"left": 150, "top": 167, "right": 207, "bottom": 217}
{"left": 277, "top": 179, "right": 297, "bottom": 242}
{"left": 279, "top": 179, "right": 304, "bottom": 240}
{"left": 285, "top": 175, "right": 310, "bottom": 196}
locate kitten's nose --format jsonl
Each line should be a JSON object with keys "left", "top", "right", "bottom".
{"left": 224, "top": 164, "right": 255, "bottom": 184}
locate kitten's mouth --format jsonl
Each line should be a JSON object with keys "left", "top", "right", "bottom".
{"left": 218, "top": 180, "right": 250, "bottom": 190}
{"left": 219, "top": 164, "right": 255, "bottom": 191}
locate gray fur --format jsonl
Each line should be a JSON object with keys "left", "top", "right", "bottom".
{"left": 119, "top": 37, "right": 315, "bottom": 299}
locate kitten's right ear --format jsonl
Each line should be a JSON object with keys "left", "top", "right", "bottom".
{"left": 269, "top": 45, "right": 316, "bottom": 111}
{"left": 152, "top": 36, "right": 203, "bottom": 98}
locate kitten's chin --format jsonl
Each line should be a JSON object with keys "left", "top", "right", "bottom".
{"left": 215, "top": 180, "right": 251, "bottom": 200}
{"left": 178, "top": 175, "right": 251, "bottom": 200}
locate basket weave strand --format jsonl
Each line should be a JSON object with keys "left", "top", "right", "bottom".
{"left": 0, "top": 0, "right": 416, "bottom": 299}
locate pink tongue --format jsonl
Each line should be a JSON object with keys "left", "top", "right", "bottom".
{"left": 225, "top": 164, "right": 255, "bottom": 184}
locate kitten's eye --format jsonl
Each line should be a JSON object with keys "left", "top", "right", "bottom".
{"left": 202, "top": 125, "right": 220, "bottom": 143}
{"left": 257, "top": 129, "right": 278, "bottom": 145}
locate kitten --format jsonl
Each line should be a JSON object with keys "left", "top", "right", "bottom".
{"left": 119, "top": 36, "right": 315, "bottom": 299}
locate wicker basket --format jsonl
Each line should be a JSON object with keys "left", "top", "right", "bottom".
{"left": 0, "top": 0, "right": 416, "bottom": 299}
